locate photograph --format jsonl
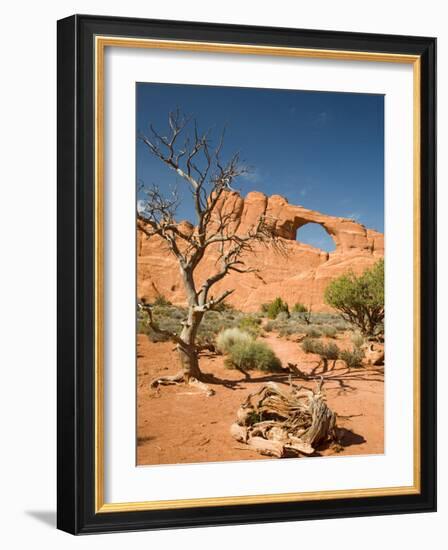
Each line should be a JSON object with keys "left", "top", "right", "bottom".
{"left": 135, "top": 83, "right": 385, "bottom": 466}
{"left": 53, "top": 11, "right": 435, "bottom": 535}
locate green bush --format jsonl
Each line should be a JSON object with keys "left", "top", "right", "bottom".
{"left": 302, "top": 337, "right": 320, "bottom": 354}
{"left": 301, "top": 338, "right": 339, "bottom": 359}
{"left": 321, "top": 342, "right": 340, "bottom": 360}
{"left": 340, "top": 347, "right": 365, "bottom": 369}
{"left": 237, "top": 315, "right": 262, "bottom": 337}
{"left": 216, "top": 328, "right": 253, "bottom": 354}
{"left": 304, "top": 325, "right": 322, "bottom": 338}
{"left": 225, "top": 339, "right": 282, "bottom": 372}
{"left": 262, "top": 297, "right": 290, "bottom": 319}
{"left": 289, "top": 312, "right": 307, "bottom": 323}
{"left": 138, "top": 322, "right": 174, "bottom": 343}
{"left": 335, "top": 321, "right": 350, "bottom": 332}
{"left": 137, "top": 305, "right": 181, "bottom": 342}
{"left": 264, "top": 316, "right": 305, "bottom": 336}
{"left": 153, "top": 294, "right": 172, "bottom": 307}
{"left": 301, "top": 339, "right": 339, "bottom": 372}
{"left": 324, "top": 259, "right": 384, "bottom": 337}
{"left": 152, "top": 304, "right": 185, "bottom": 319}
{"left": 292, "top": 302, "right": 307, "bottom": 313}
{"left": 275, "top": 311, "right": 290, "bottom": 322}
{"left": 278, "top": 325, "right": 299, "bottom": 338}
{"left": 321, "top": 325, "right": 337, "bottom": 338}
{"left": 351, "top": 331, "right": 365, "bottom": 348}
{"left": 138, "top": 304, "right": 249, "bottom": 346}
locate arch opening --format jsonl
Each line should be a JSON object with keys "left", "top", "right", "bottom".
{"left": 296, "top": 222, "right": 336, "bottom": 253}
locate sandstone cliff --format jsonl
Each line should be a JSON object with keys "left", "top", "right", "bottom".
{"left": 137, "top": 191, "right": 384, "bottom": 312}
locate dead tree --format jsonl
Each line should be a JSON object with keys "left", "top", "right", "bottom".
{"left": 138, "top": 110, "right": 276, "bottom": 395}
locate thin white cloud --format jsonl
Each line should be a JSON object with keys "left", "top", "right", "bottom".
{"left": 137, "top": 199, "right": 146, "bottom": 213}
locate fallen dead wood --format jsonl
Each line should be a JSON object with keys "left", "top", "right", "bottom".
{"left": 230, "top": 381, "right": 337, "bottom": 458}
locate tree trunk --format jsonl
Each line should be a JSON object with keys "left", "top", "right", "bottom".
{"left": 177, "top": 343, "right": 202, "bottom": 381}
{"left": 150, "top": 306, "right": 215, "bottom": 395}
{"left": 149, "top": 269, "right": 216, "bottom": 395}
{"left": 177, "top": 307, "right": 204, "bottom": 381}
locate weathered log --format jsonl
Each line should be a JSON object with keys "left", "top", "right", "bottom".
{"left": 230, "top": 381, "right": 338, "bottom": 458}
{"left": 230, "top": 423, "right": 248, "bottom": 443}
{"left": 246, "top": 436, "right": 284, "bottom": 458}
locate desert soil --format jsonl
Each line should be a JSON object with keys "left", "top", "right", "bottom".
{"left": 136, "top": 331, "right": 384, "bottom": 466}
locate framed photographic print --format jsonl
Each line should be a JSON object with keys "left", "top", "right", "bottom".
{"left": 57, "top": 14, "right": 436, "bottom": 534}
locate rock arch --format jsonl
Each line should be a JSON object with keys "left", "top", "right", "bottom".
{"left": 251, "top": 192, "right": 378, "bottom": 255}
{"left": 296, "top": 221, "right": 336, "bottom": 252}
{"left": 137, "top": 190, "right": 384, "bottom": 311}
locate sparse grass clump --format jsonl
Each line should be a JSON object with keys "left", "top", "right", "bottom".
{"left": 292, "top": 302, "right": 307, "bottom": 313}
{"left": 224, "top": 339, "right": 282, "bottom": 373}
{"left": 216, "top": 328, "right": 253, "bottom": 354}
{"left": 153, "top": 294, "right": 172, "bottom": 307}
{"left": 262, "top": 311, "right": 350, "bottom": 338}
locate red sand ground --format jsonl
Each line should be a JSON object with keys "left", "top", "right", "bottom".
{"left": 136, "top": 331, "right": 384, "bottom": 466}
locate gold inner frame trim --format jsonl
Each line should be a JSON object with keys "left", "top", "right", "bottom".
{"left": 94, "top": 35, "right": 421, "bottom": 513}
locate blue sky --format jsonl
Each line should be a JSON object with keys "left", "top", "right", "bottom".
{"left": 136, "top": 83, "right": 384, "bottom": 252}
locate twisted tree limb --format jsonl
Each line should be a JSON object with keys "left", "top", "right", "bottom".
{"left": 230, "top": 381, "right": 337, "bottom": 457}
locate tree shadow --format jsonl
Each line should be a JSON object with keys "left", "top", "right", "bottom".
{"left": 172, "top": 359, "right": 384, "bottom": 393}
{"left": 202, "top": 372, "right": 243, "bottom": 390}
{"left": 201, "top": 370, "right": 296, "bottom": 390}
{"left": 316, "top": 427, "right": 366, "bottom": 453}
{"left": 335, "top": 427, "right": 366, "bottom": 447}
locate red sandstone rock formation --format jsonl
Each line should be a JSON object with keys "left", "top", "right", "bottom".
{"left": 137, "top": 191, "right": 384, "bottom": 312}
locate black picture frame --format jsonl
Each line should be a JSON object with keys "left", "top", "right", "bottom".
{"left": 57, "top": 14, "right": 436, "bottom": 535}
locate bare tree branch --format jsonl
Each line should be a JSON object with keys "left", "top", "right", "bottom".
{"left": 137, "top": 302, "right": 184, "bottom": 346}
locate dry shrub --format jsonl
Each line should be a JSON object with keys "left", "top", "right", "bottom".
{"left": 224, "top": 340, "right": 282, "bottom": 373}
{"left": 216, "top": 328, "right": 252, "bottom": 354}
